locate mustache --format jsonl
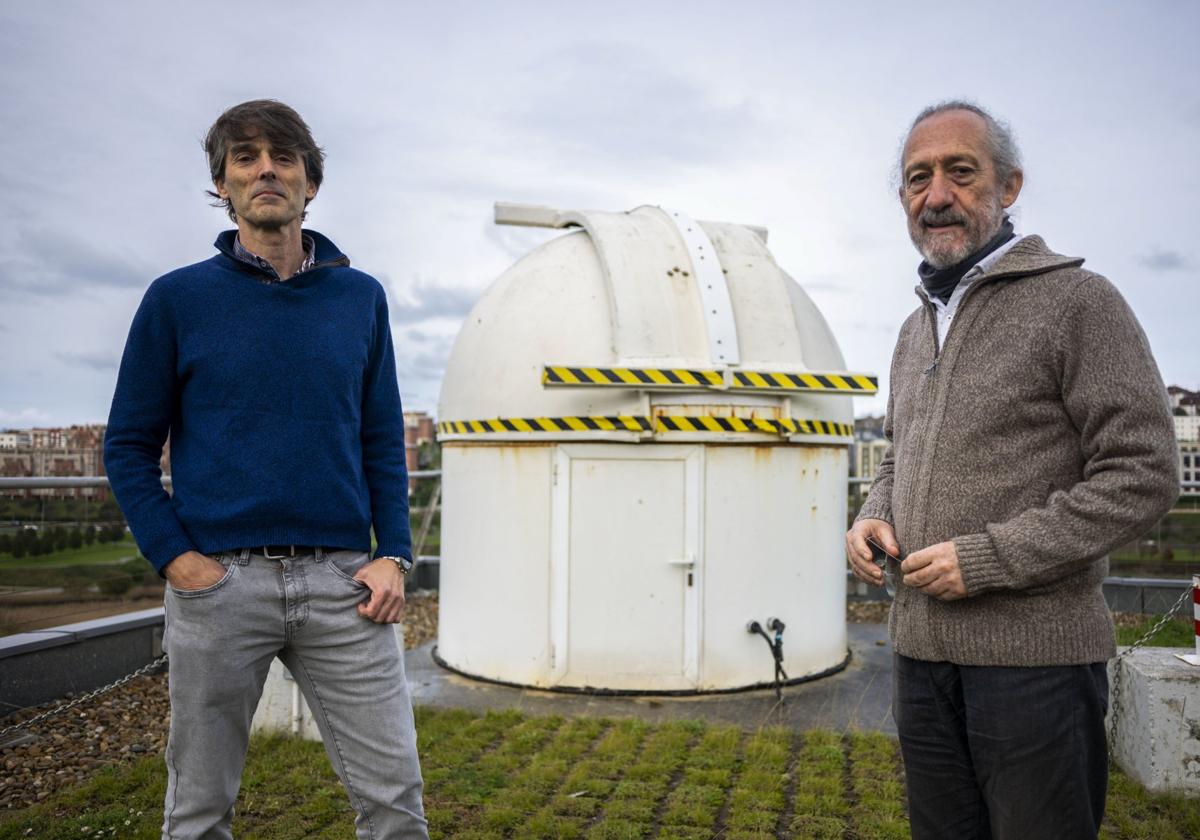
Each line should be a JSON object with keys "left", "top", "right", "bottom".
{"left": 920, "top": 209, "right": 967, "bottom": 227}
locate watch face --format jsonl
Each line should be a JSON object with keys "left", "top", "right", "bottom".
{"left": 397, "top": 556, "right": 414, "bottom": 572}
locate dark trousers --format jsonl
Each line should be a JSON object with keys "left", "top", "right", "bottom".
{"left": 893, "top": 653, "right": 1109, "bottom": 840}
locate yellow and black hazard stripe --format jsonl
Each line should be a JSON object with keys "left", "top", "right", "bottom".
{"left": 654, "top": 416, "right": 853, "bottom": 437}
{"left": 543, "top": 365, "right": 723, "bottom": 388}
{"left": 541, "top": 365, "right": 876, "bottom": 395}
{"left": 438, "top": 416, "right": 653, "bottom": 435}
{"left": 438, "top": 416, "right": 852, "bottom": 438}
{"left": 730, "top": 371, "right": 877, "bottom": 394}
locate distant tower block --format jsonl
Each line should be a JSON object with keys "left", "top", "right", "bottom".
{"left": 434, "top": 203, "right": 876, "bottom": 693}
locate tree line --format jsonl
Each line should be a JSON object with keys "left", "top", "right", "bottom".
{"left": 0, "top": 524, "right": 127, "bottom": 559}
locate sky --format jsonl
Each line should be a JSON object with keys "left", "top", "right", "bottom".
{"left": 1, "top": 0, "right": 1197, "bottom": 427}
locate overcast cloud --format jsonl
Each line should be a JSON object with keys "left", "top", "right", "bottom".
{"left": 1, "top": 0, "right": 1197, "bottom": 426}
{"left": 1138, "top": 249, "right": 1190, "bottom": 272}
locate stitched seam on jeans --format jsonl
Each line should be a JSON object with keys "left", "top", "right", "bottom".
{"left": 168, "top": 562, "right": 237, "bottom": 598}
{"left": 292, "top": 654, "right": 378, "bottom": 840}
{"left": 327, "top": 552, "right": 369, "bottom": 585}
{"left": 164, "top": 601, "right": 181, "bottom": 839}
{"left": 164, "top": 729, "right": 179, "bottom": 837}
{"left": 295, "top": 562, "right": 310, "bottom": 630}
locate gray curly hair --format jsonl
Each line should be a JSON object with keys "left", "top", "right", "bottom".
{"left": 897, "top": 100, "right": 1022, "bottom": 189}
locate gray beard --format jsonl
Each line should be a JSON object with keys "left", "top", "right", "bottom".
{"left": 912, "top": 200, "right": 1005, "bottom": 269}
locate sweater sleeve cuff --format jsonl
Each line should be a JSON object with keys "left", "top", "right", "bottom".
{"left": 953, "top": 532, "right": 1006, "bottom": 597}
{"left": 375, "top": 546, "right": 413, "bottom": 563}
{"left": 146, "top": 533, "right": 199, "bottom": 577}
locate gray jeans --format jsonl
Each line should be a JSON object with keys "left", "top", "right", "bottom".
{"left": 161, "top": 548, "right": 428, "bottom": 840}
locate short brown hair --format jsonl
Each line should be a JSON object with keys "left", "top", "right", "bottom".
{"left": 203, "top": 99, "right": 326, "bottom": 222}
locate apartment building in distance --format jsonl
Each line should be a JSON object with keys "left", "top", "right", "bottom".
{"left": 1170, "top": 386, "right": 1199, "bottom": 497}
{"left": 404, "top": 410, "right": 435, "bottom": 449}
{"left": 403, "top": 410, "right": 436, "bottom": 491}
{"left": 2, "top": 414, "right": 441, "bottom": 499}
{"left": 851, "top": 416, "right": 888, "bottom": 502}
{"left": 0, "top": 424, "right": 108, "bottom": 498}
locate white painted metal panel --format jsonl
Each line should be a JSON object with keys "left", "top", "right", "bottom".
{"left": 700, "top": 221, "right": 805, "bottom": 370}
{"left": 700, "top": 444, "right": 848, "bottom": 688}
{"left": 436, "top": 445, "right": 554, "bottom": 686}
{"left": 552, "top": 444, "right": 700, "bottom": 690}
{"left": 438, "top": 231, "right": 631, "bottom": 423}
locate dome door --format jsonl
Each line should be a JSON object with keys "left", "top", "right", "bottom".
{"left": 550, "top": 444, "right": 702, "bottom": 691}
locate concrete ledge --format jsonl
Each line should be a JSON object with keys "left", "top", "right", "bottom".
{"left": 0, "top": 609, "right": 165, "bottom": 712}
{"left": 0, "top": 608, "right": 165, "bottom": 657}
{"left": 1103, "top": 577, "right": 1192, "bottom": 614}
{"left": 410, "top": 556, "right": 439, "bottom": 591}
{"left": 848, "top": 572, "right": 1193, "bottom": 614}
{"left": 1109, "top": 647, "right": 1200, "bottom": 797}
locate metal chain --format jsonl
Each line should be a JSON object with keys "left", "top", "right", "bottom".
{"left": 0, "top": 654, "right": 168, "bottom": 739}
{"left": 1108, "top": 587, "right": 1192, "bottom": 755}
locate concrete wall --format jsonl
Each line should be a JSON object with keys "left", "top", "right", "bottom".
{"left": 850, "top": 572, "right": 1192, "bottom": 614}
{"left": 1108, "top": 648, "right": 1200, "bottom": 796}
{"left": 0, "top": 609, "right": 164, "bottom": 711}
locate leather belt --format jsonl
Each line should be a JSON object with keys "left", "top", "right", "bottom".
{"left": 256, "top": 545, "right": 322, "bottom": 559}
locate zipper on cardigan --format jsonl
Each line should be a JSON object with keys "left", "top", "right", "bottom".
{"left": 921, "top": 297, "right": 941, "bottom": 375}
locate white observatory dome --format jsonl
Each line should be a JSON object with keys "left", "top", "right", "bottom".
{"left": 435, "top": 203, "right": 875, "bottom": 693}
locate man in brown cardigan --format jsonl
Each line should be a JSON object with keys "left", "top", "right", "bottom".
{"left": 846, "top": 101, "right": 1179, "bottom": 839}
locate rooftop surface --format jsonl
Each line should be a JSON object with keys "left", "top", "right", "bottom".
{"left": 406, "top": 622, "right": 895, "bottom": 734}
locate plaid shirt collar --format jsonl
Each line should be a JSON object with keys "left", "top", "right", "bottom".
{"left": 232, "top": 233, "right": 317, "bottom": 282}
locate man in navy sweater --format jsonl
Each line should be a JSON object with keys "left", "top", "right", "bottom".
{"left": 104, "top": 100, "right": 428, "bottom": 839}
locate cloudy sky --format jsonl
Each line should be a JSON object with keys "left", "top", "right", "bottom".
{"left": 1, "top": 1, "right": 1196, "bottom": 427}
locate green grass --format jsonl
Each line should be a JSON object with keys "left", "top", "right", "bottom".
{"left": 1116, "top": 616, "right": 1195, "bottom": 648}
{"left": 0, "top": 537, "right": 141, "bottom": 570}
{"left": 1109, "top": 550, "right": 1200, "bottom": 572}
{"left": 3, "top": 709, "right": 1198, "bottom": 839}
{"left": 0, "top": 542, "right": 153, "bottom": 594}
{"left": 1104, "top": 760, "right": 1200, "bottom": 840}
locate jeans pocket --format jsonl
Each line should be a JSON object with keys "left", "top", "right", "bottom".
{"left": 168, "top": 556, "right": 237, "bottom": 598}
{"left": 325, "top": 550, "right": 371, "bottom": 586}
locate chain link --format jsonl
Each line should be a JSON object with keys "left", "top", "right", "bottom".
{"left": 0, "top": 654, "right": 168, "bottom": 740}
{"left": 1108, "top": 587, "right": 1192, "bottom": 756}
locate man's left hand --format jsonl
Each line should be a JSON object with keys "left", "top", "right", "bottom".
{"left": 901, "top": 541, "right": 967, "bottom": 601}
{"left": 353, "top": 558, "right": 407, "bottom": 623}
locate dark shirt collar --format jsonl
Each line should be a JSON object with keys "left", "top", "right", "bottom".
{"left": 917, "top": 217, "right": 1016, "bottom": 304}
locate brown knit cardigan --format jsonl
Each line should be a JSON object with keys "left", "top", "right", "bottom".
{"left": 857, "top": 236, "right": 1179, "bottom": 666}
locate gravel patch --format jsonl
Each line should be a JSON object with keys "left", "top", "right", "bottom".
{"left": 847, "top": 601, "right": 891, "bottom": 624}
{"left": 0, "top": 593, "right": 439, "bottom": 810}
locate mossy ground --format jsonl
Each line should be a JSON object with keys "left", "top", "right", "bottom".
{"left": 1, "top": 708, "right": 1197, "bottom": 839}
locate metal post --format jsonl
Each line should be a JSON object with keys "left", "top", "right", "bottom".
{"left": 1176, "top": 575, "right": 1200, "bottom": 666}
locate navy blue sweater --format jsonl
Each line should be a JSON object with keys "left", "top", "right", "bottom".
{"left": 104, "top": 230, "right": 411, "bottom": 573}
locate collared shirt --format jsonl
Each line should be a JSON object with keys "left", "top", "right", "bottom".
{"left": 232, "top": 233, "right": 317, "bottom": 283}
{"left": 922, "top": 233, "right": 1024, "bottom": 349}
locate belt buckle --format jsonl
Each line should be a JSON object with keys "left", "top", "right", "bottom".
{"left": 262, "top": 545, "right": 293, "bottom": 560}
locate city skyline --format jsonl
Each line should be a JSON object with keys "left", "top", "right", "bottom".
{"left": 1, "top": 1, "right": 1197, "bottom": 427}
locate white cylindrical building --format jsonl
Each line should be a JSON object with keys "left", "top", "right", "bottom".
{"left": 434, "top": 203, "right": 875, "bottom": 693}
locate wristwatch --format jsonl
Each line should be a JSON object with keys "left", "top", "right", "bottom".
{"left": 376, "top": 555, "right": 413, "bottom": 574}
